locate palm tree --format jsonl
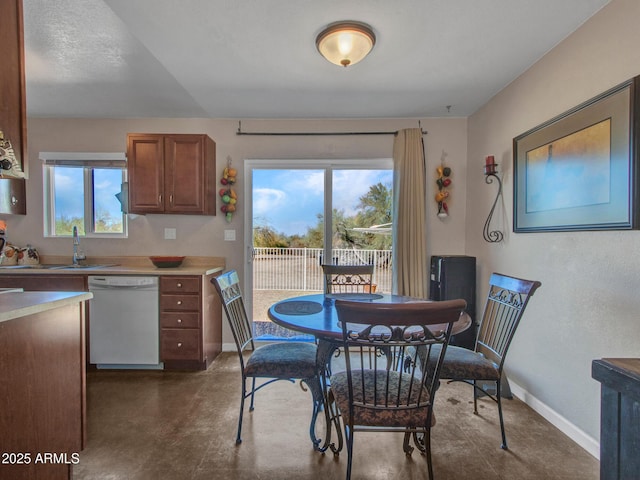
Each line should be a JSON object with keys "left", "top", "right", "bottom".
{"left": 354, "top": 182, "right": 392, "bottom": 250}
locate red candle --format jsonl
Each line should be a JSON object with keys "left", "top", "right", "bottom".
{"left": 484, "top": 155, "right": 497, "bottom": 175}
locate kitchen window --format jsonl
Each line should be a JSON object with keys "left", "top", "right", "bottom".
{"left": 41, "top": 152, "right": 128, "bottom": 237}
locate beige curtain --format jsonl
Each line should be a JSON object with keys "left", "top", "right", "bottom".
{"left": 392, "top": 128, "right": 427, "bottom": 298}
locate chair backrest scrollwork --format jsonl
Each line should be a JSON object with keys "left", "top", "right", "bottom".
{"left": 322, "top": 264, "right": 374, "bottom": 294}
{"left": 476, "top": 273, "right": 542, "bottom": 370}
{"left": 334, "top": 298, "right": 466, "bottom": 420}
{"left": 212, "top": 270, "right": 255, "bottom": 359}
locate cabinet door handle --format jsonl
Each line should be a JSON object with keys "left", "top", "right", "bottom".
{"left": 177, "top": 342, "right": 182, "bottom": 348}
{"left": 169, "top": 194, "right": 173, "bottom": 205}
{"left": 177, "top": 318, "right": 182, "bottom": 324}
{"left": 176, "top": 300, "right": 182, "bottom": 305}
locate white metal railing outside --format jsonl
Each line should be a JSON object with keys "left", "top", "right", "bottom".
{"left": 252, "top": 247, "right": 392, "bottom": 293}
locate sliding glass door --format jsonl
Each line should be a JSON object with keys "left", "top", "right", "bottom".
{"left": 245, "top": 159, "right": 392, "bottom": 340}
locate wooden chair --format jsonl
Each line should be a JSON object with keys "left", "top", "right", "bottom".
{"left": 423, "top": 272, "right": 541, "bottom": 450}
{"left": 322, "top": 264, "right": 374, "bottom": 294}
{"left": 212, "top": 270, "right": 321, "bottom": 445}
{"left": 330, "top": 298, "right": 467, "bottom": 480}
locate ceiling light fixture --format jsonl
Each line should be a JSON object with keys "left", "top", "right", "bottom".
{"left": 316, "top": 21, "right": 376, "bottom": 67}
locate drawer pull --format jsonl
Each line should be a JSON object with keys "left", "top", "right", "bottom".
{"left": 177, "top": 342, "right": 182, "bottom": 348}
{"left": 176, "top": 283, "right": 182, "bottom": 288}
{"left": 177, "top": 300, "right": 182, "bottom": 305}
{"left": 177, "top": 318, "right": 182, "bottom": 324}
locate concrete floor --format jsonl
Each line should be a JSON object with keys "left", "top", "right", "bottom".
{"left": 73, "top": 353, "right": 599, "bottom": 480}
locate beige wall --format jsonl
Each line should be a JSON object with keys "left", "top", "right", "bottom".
{"left": 8, "top": 116, "right": 467, "bottom": 348}
{"left": 8, "top": 0, "right": 634, "bottom": 457}
{"left": 466, "top": 0, "right": 640, "bottom": 455}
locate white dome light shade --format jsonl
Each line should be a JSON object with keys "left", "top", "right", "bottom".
{"left": 316, "top": 21, "right": 376, "bottom": 67}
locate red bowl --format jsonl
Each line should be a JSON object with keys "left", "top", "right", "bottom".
{"left": 149, "top": 256, "right": 185, "bottom": 268}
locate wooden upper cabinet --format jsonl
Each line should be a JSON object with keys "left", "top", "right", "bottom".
{"left": 127, "top": 134, "right": 216, "bottom": 215}
{"left": 127, "top": 135, "right": 165, "bottom": 213}
{"left": 164, "top": 135, "right": 207, "bottom": 214}
{"left": 0, "top": 178, "right": 26, "bottom": 215}
{"left": 0, "top": 0, "right": 27, "bottom": 215}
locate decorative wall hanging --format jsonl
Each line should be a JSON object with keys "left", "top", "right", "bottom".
{"left": 219, "top": 156, "right": 238, "bottom": 223}
{"left": 435, "top": 151, "right": 452, "bottom": 218}
{"left": 514, "top": 75, "right": 640, "bottom": 232}
{"left": 483, "top": 155, "right": 504, "bottom": 243}
{"left": 0, "top": 130, "right": 25, "bottom": 179}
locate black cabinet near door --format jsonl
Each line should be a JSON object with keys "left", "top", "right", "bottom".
{"left": 592, "top": 358, "right": 640, "bottom": 480}
{"left": 429, "top": 255, "right": 476, "bottom": 349}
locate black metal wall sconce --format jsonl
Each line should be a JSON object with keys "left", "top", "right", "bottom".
{"left": 483, "top": 155, "right": 503, "bottom": 243}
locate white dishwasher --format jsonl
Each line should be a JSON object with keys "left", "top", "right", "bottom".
{"left": 88, "top": 276, "right": 161, "bottom": 369}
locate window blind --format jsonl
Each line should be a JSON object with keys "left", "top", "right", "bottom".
{"left": 40, "top": 152, "right": 126, "bottom": 168}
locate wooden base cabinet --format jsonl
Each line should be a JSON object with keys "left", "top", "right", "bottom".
{"left": 0, "top": 297, "right": 87, "bottom": 480}
{"left": 160, "top": 274, "right": 221, "bottom": 370}
{"left": 127, "top": 133, "right": 216, "bottom": 215}
{"left": 0, "top": 274, "right": 86, "bottom": 292}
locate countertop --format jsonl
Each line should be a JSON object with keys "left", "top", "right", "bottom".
{"left": 0, "top": 291, "right": 93, "bottom": 323}
{"left": 0, "top": 256, "right": 225, "bottom": 323}
{"left": 0, "top": 255, "right": 225, "bottom": 276}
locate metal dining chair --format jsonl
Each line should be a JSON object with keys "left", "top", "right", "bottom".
{"left": 330, "top": 298, "right": 467, "bottom": 480}
{"left": 212, "top": 270, "right": 321, "bottom": 445}
{"left": 422, "top": 272, "right": 541, "bottom": 450}
{"left": 322, "top": 264, "right": 375, "bottom": 294}
{"left": 321, "top": 264, "right": 376, "bottom": 368}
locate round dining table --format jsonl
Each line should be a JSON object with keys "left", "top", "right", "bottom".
{"left": 268, "top": 292, "right": 471, "bottom": 342}
{"left": 267, "top": 292, "right": 472, "bottom": 452}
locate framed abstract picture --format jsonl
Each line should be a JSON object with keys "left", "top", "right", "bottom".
{"left": 513, "top": 75, "right": 640, "bottom": 232}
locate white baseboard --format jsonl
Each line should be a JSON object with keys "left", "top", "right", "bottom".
{"left": 222, "top": 343, "right": 236, "bottom": 352}
{"left": 508, "top": 378, "right": 600, "bottom": 459}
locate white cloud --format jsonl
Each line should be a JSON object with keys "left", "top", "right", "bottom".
{"left": 333, "top": 170, "right": 392, "bottom": 216}
{"left": 253, "top": 187, "right": 287, "bottom": 216}
{"left": 283, "top": 170, "right": 324, "bottom": 197}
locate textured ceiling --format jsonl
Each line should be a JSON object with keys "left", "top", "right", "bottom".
{"left": 23, "top": 0, "right": 610, "bottom": 119}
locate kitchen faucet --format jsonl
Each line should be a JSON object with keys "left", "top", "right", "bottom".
{"left": 72, "top": 226, "right": 86, "bottom": 265}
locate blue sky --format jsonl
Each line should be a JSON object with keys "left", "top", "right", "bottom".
{"left": 54, "top": 167, "right": 123, "bottom": 223}
{"left": 252, "top": 169, "right": 392, "bottom": 236}
{"left": 54, "top": 168, "right": 84, "bottom": 218}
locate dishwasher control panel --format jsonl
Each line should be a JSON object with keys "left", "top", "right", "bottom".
{"left": 89, "top": 276, "right": 158, "bottom": 288}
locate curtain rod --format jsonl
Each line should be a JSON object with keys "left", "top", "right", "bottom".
{"left": 235, "top": 121, "right": 427, "bottom": 137}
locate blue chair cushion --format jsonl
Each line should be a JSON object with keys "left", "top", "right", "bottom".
{"left": 422, "top": 344, "right": 500, "bottom": 381}
{"left": 330, "top": 370, "right": 435, "bottom": 427}
{"left": 245, "top": 342, "right": 317, "bottom": 379}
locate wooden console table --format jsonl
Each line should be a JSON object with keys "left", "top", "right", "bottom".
{"left": 592, "top": 358, "right": 640, "bottom": 480}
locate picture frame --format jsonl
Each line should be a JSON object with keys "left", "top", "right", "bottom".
{"left": 513, "top": 75, "right": 640, "bottom": 232}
